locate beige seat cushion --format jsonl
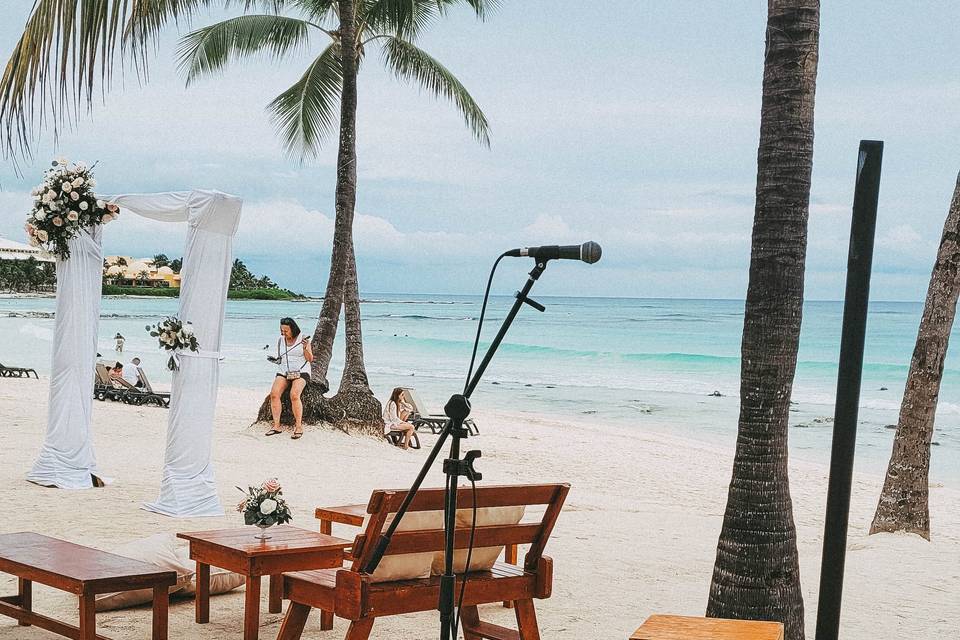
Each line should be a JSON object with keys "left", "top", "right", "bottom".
{"left": 176, "top": 547, "right": 246, "bottom": 596}
{"left": 95, "top": 534, "right": 193, "bottom": 611}
{"left": 364, "top": 510, "right": 443, "bottom": 583}
{"left": 431, "top": 505, "right": 525, "bottom": 575}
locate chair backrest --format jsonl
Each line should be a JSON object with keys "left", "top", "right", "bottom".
{"left": 351, "top": 483, "right": 569, "bottom": 574}
{"left": 399, "top": 387, "right": 428, "bottom": 415}
{"left": 137, "top": 367, "right": 154, "bottom": 393}
{"left": 94, "top": 362, "right": 112, "bottom": 385}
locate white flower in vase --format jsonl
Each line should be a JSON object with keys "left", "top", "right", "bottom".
{"left": 259, "top": 499, "right": 278, "bottom": 515}
{"left": 79, "top": 201, "right": 89, "bottom": 211}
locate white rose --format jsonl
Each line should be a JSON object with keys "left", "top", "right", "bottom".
{"left": 79, "top": 201, "right": 89, "bottom": 210}
{"left": 36, "top": 230, "right": 48, "bottom": 242}
{"left": 72, "top": 177, "right": 83, "bottom": 187}
{"left": 49, "top": 202, "right": 59, "bottom": 211}
{"left": 259, "top": 499, "right": 277, "bottom": 515}
{"left": 45, "top": 190, "right": 56, "bottom": 201}
{"left": 182, "top": 324, "right": 194, "bottom": 336}
{"left": 61, "top": 182, "right": 71, "bottom": 192}
{"left": 96, "top": 199, "right": 105, "bottom": 208}
{"left": 34, "top": 210, "right": 46, "bottom": 221}
{"left": 87, "top": 178, "right": 97, "bottom": 188}
{"left": 70, "top": 192, "right": 79, "bottom": 201}
{"left": 67, "top": 211, "right": 79, "bottom": 222}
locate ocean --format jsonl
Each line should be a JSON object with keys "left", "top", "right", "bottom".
{"left": 2, "top": 294, "right": 958, "bottom": 484}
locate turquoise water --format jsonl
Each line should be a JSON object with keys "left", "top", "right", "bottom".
{"left": 2, "top": 295, "right": 958, "bottom": 483}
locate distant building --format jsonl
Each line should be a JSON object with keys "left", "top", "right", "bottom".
{"left": 0, "top": 235, "right": 55, "bottom": 263}
{"left": 103, "top": 256, "right": 181, "bottom": 288}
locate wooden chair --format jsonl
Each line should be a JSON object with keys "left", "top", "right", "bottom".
{"left": 277, "top": 483, "right": 569, "bottom": 640}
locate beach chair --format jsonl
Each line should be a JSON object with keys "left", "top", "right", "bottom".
{"left": 94, "top": 362, "right": 128, "bottom": 402}
{"left": 136, "top": 367, "right": 171, "bottom": 408}
{"left": 276, "top": 482, "right": 568, "bottom": 640}
{"left": 0, "top": 362, "right": 38, "bottom": 379}
{"left": 401, "top": 387, "right": 479, "bottom": 436}
{"left": 385, "top": 428, "right": 421, "bottom": 450}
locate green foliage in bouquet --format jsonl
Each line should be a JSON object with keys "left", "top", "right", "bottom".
{"left": 236, "top": 478, "right": 293, "bottom": 527}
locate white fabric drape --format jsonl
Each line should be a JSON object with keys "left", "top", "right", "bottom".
{"left": 109, "top": 190, "right": 242, "bottom": 517}
{"left": 27, "top": 227, "right": 105, "bottom": 489}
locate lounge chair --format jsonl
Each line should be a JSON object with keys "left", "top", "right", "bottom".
{"left": 94, "top": 361, "right": 128, "bottom": 402}
{"left": 400, "top": 387, "right": 479, "bottom": 436}
{"left": 385, "top": 428, "right": 421, "bottom": 450}
{"left": 93, "top": 361, "right": 169, "bottom": 407}
{"left": 0, "top": 362, "right": 38, "bottom": 379}
{"left": 136, "top": 367, "right": 171, "bottom": 408}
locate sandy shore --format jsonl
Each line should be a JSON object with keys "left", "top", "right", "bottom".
{"left": 0, "top": 380, "right": 957, "bottom": 639}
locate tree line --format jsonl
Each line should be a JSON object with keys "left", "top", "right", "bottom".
{"left": 0, "top": 257, "right": 55, "bottom": 292}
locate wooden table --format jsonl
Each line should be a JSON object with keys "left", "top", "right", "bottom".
{"left": 0, "top": 532, "right": 177, "bottom": 640}
{"left": 315, "top": 503, "right": 520, "bottom": 611}
{"left": 177, "top": 526, "right": 351, "bottom": 640}
{"left": 631, "top": 614, "right": 785, "bottom": 639}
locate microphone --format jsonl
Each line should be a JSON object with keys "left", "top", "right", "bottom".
{"left": 506, "top": 241, "right": 602, "bottom": 264}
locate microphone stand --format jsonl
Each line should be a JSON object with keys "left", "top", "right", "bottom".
{"left": 362, "top": 258, "right": 549, "bottom": 640}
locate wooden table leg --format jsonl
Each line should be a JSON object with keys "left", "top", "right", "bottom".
{"left": 503, "top": 544, "right": 518, "bottom": 608}
{"left": 79, "top": 593, "right": 96, "bottom": 640}
{"left": 320, "top": 608, "right": 334, "bottom": 631}
{"left": 244, "top": 575, "right": 262, "bottom": 640}
{"left": 319, "top": 519, "right": 332, "bottom": 535}
{"left": 152, "top": 585, "right": 169, "bottom": 640}
{"left": 196, "top": 561, "right": 210, "bottom": 624}
{"left": 17, "top": 578, "right": 31, "bottom": 626}
{"left": 268, "top": 574, "right": 283, "bottom": 614}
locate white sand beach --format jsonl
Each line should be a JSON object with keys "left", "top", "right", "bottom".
{"left": 0, "top": 379, "right": 957, "bottom": 639}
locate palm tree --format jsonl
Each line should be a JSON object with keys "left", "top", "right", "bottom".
{"left": 705, "top": 2, "right": 820, "bottom": 639}
{"left": 1, "top": 0, "right": 495, "bottom": 428}
{"left": 870, "top": 174, "right": 960, "bottom": 540}
{"left": 152, "top": 253, "right": 170, "bottom": 268}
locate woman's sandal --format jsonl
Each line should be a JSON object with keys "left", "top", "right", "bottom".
{"left": 291, "top": 430, "right": 303, "bottom": 440}
{"left": 265, "top": 429, "right": 283, "bottom": 436}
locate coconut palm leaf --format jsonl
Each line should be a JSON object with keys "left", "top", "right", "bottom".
{"left": 267, "top": 42, "right": 342, "bottom": 158}
{"left": 178, "top": 15, "right": 315, "bottom": 85}
{"left": 0, "top": 0, "right": 220, "bottom": 163}
{"left": 360, "top": 0, "right": 494, "bottom": 40}
{"left": 381, "top": 36, "right": 489, "bottom": 145}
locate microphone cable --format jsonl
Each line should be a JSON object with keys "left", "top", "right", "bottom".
{"left": 453, "top": 250, "right": 508, "bottom": 636}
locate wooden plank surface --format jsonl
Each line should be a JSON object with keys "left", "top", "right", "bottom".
{"left": 0, "top": 532, "right": 176, "bottom": 594}
{"left": 315, "top": 504, "right": 366, "bottom": 526}
{"left": 630, "top": 615, "right": 785, "bottom": 640}
{"left": 178, "top": 526, "right": 351, "bottom": 557}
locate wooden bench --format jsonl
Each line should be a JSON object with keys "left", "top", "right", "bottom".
{"left": 280, "top": 483, "right": 569, "bottom": 640}
{"left": 315, "top": 502, "right": 520, "bottom": 611}
{"left": 631, "top": 614, "right": 785, "bottom": 639}
{"left": 0, "top": 532, "right": 177, "bottom": 640}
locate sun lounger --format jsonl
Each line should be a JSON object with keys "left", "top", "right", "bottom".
{"left": 277, "top": 482, "right": 568, "bottom": 640}
{"left": 385, "top": 428, "right": 421, "bottom": 450}
{"left": 400, "top": 387, "right": 479, "bottom": 436}
{"left": 93, "top": 361, "right": 169, "bottom": 407}
{"left": 0, "top": 361, "right": 38, "bottom": 379}
{"left": 136, "top": 367, "right": 171, "bottom": 408}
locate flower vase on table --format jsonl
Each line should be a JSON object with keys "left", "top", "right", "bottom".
{"left": 237, "top": 478, "right": 293, "bottom": 541}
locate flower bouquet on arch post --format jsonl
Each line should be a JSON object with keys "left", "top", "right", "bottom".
{"left": 23, "top": 156, "right": 119, "bottom": 260}
{"left": 236, "top": 478, "right": 293, "bottom": 541}
{"left": 146, "top": 316, "right": 199, "bottom": 371}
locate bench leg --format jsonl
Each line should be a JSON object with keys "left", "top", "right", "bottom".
{"left": 277, "top": 602, "right": 311, "bottom": 640}
{"left": 503, "top": 544, "right": 518, "bottom": 608}
{"left": 17, "top": 578, "right": 31, "bottom": 626}
{"left": 79, "top": 594, "right": 96, "bottom": 640}
{"left": 459, "top": 605, "right": 484, "bottom": 640}
{"left": 152, "top": 585, "right": 169, "bottom": 640}
{"left": 514, "top": 599, "right": 541, "bottom": 640}
{"left": 269, "top": 575, "right": 283, "bottom": 613}
{"left": 319, "top": 519, "right": 332, "bottom": 535}
{"left": 344, "top": 618, "right": 374, "bottom": 640}
{"left": 244, "top": 575, "right": 261, "bottom": 640}
{"left": 320, "top": 609, "right": 334, "bottom": 630}
{"left": 196, "top": 562, "right": 210, "bottom": 623}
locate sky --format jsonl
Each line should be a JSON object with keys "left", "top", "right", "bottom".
{"left": 1, "top": 2, "right": 959, "bottom": 300}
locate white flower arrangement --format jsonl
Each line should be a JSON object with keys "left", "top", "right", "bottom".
{"left": 146, "top": 316, "right": 200, "bottom": 371}
{"left": 24, "top": 157, "right": 118, "bottom": 259}
{"left": 236, "top": 478, "right": 293, "bottom": 527}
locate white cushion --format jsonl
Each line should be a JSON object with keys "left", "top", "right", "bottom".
{"left": 94, "top": 534, "right": 192, "bottom": 611}
{"left": 176, "top": 547, "right": 246, "bottom": 596}
{"left": 363, "top": 510, "right": 443, "bottom": 583}
{"left": 431, "top": 505, "right": 525, "bottom": 575}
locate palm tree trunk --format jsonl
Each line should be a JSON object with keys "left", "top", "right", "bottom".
{"left": 706, "top": 2, "right": 819, "bottom": 638}
{"left": 870, "top": 174, "right": 960, "bottom": 539}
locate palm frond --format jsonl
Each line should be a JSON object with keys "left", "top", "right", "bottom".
{"left": 178, "top": 15, "right": 312, "bottom": 85}
{"left": 0, "top": 0, "right": 219, "bottom": 165}
{"left": 266, "top": 43, "right": 342, "bottom": 158}
{"left": 381, "top": 36, "right": 489, "bottom": 146}
{"left": 360, "top": 0, "right": 496, "bottom": 39}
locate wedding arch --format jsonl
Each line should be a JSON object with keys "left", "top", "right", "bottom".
{"left": 27, "top": 189, "right": 242, "bottom": 518}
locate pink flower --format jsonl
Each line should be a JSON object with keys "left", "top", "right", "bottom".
{"left": 66, "top": 211, "right": 79, "bottom": 222}
{"left": 52, "top": 217, "right": 63, "bottom": 227}
{"left": 262, "top": 478, "right": 281, "bottom": 493}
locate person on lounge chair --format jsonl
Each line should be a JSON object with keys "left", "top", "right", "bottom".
{"left": 129, "top": 357, "right": 146, "bottom": 388}
{"left": 109, "top": 362, "right": 133, "bottom": 388}
{"left": 383, "top": 388, "right": 416, "bottom": 450}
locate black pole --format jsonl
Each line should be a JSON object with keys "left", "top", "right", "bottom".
{"left": 815, "top": 140, "right": 883, "bottom": 640}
